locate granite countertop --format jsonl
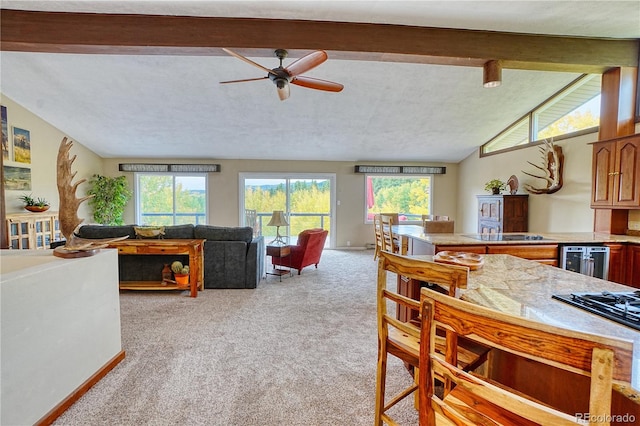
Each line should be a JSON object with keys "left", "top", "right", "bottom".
{"left": 414, "top": 253, "right": 640, "bottom": 396}
{"left": 395, "top": 225, "right": 640, "bottom": 245}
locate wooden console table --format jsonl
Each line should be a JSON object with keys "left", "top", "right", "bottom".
{"left": 107, "top": 239, "right": 205, "bottom": 298}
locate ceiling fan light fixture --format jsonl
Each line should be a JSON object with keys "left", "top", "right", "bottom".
{"left": 483, "top": 60, "right": 502, "bottom": 88}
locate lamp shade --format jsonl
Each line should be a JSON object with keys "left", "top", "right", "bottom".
{"left": 267, "top": 210, "right": 289, "bottom": 227}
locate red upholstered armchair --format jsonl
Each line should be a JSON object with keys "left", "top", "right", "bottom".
{"left": 271, "top": 228, "right": 328, "bottom": 275}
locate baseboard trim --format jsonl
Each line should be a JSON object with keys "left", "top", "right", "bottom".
{"left": 35, "top": 350, "right": 126, "bottom": 426}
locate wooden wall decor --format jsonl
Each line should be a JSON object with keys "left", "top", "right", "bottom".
{"left": 522, "top": 139, "right": 564, "bottom": 194}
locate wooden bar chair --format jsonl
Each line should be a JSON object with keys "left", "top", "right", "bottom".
{"left": 418, "top": 289, "right": 634, "bottom": 426}
{"left": 375, "top": 251, "right": 491, "bottom": 425}
{"left": 373, "top": 214, "right": 383, "bottom": 260}
{"left": 380, "top": 214, "right": 400, "bottom": 254}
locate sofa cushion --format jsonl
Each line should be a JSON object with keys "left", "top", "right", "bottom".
{"left": 195, "top": 225, "right": 253, "bottom": 243}
{"left": 163, "top": 224, "right": 195, "bottom": 239}
{"left": 76, "top": 225, "right": 136, "bottom": 239}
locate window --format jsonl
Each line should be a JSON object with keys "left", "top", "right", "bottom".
{"left": 135, "top": 173, "right": 207, "bottom": 225}
{"left": 365, "top": 175, "right": 432, "bottom": 223}
{"left": 482, "top": 74, "right": 601, "bottom": 156}
{"left": 240, "top": 173, "right": 335, "bottom": 247}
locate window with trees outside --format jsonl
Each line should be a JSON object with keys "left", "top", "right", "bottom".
{"left": 365, "top": 175, "right": 432, "bottom": 223}
{"left": 241, "top": 173, "right": 334, "bottom": 247}
{"left": 481, "top": 73, "right": 601, "bottom": 155}
{"left": 135, "top": 173, "right": 207, "bottom": 226}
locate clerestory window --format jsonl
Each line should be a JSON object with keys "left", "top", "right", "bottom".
{"left": 481, "top": 74, "right": 601, "bottom": 156}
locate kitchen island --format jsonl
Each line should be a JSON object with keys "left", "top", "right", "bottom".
{"left": 394, "top": 225, "right": 640, "bottom": 285}
{"left": 404, "top": 253, "right": 640, "bottom": 422}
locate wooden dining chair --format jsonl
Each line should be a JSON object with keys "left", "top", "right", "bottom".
{"left": 375, "top": 251, "right": 491, "bottom": 425}
{"left": 418, "top": 289, "right": 634, "bottom": 426}
{"left": 373, "top": 214, "right": 384, "bottom": 260}
{"left": 380, "top": 214, "right": 400, "bottom": 254}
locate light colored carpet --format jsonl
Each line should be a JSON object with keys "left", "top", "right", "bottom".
{"left": 53, "top": 249, "right": 419, "bottom": 425}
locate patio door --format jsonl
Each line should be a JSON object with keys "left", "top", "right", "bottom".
{"left": 239, "top": 173, "right": 335, "bottom": 248}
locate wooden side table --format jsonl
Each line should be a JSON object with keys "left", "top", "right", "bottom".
{"left": 266, "top": 244, "right": 293, "bottom": 281}
{"left": 107, "top": 239, "right": 205, "bottom": 298}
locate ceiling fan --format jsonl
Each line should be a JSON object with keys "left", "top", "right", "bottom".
{"left": 220, "top": 48, "right": 344, "bottom": 101}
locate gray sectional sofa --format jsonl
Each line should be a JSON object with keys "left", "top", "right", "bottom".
{"left": 76, "top": 224, "right": 264, "bottom": 289}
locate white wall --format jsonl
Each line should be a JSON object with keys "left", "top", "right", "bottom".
{"left": 459, "top": 133, "right": 598, "bottom": 233}
{"left": 458, "top": 128, "right": 640, "bottom": 234}
{"left": 1, "top": 95, "right": 103, "bottom": 219}
{"left": 1, "top": 249, "right": 122, "bottom": 425}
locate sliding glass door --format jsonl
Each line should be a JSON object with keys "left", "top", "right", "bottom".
{"left": 240, "top": 173, "right": 335, "bottom": 248}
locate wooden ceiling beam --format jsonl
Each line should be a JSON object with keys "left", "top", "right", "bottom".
{"left": 1, "top": 9, "right": 638, "bottom": 73}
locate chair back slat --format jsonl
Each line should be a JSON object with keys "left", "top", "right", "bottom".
{"left": 418, "top": 289, "right": 634, "bottom": 426}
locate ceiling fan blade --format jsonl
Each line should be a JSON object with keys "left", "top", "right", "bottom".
{"left": 291, "top": 76, "right": 344, "bottom": 92}
{"left": 285, "top": 50, "right": 328, "bottom": 77}
{"left": 222, "top": 48, "right": 273, "bottom": 74}
{"left": 219, "top": 77, "right": 269, "bottom": 84}
{"left": 277, "top": 83, "right": 290, "bottom": 101}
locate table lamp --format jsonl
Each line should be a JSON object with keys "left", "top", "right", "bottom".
{"left": 267, "top": 210, "right": 289, "bottom": 246}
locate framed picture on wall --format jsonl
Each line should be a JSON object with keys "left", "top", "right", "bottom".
{"left": 12, "top": 126, "right": 31, "bottom": 164}
{"left": 1, "top": 106, "right": 8, "bottom": 161}
{"left": 3, "top": 165, "right": 31, "bottom": 190}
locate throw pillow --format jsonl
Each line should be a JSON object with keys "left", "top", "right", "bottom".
{"left": 134, "top": 226, "right": 165, "bottom": 239}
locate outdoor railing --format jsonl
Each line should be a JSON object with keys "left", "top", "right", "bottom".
{"left": 140, "top": 212, "right": 207, "bottom": 225}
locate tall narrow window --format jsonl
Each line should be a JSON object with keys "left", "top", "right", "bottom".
{"left": 136, "top": 173, "right": 207, "bottom": 225}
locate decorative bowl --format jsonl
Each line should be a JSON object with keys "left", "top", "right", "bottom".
{"left": 25, "top": 205, "right": 50, "bottom": 213}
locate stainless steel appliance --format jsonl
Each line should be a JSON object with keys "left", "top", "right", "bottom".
{"left": 552, "top": 291, "right": 640, "bottom": 330}
{"left": 560, "top": 245, "right": 609, "bottom": 280}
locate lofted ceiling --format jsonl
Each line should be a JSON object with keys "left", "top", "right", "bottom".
{"left": 0, "top": 1, "right": 638, "bottom": 163}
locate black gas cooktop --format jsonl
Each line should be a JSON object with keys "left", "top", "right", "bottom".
{"left": 462, "top": 234, "right": 547, "bottom": 241}
{"left": 552, "top": 291, "right": 640, "bottom": 331}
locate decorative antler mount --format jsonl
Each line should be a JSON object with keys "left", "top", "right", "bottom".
{"left": 521, "top": 139, "right": 564, "bottom": 194}
{"left": 54, "top": 137, "right": 128, "bottom": 258}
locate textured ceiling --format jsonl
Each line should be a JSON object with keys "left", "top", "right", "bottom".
{"left": 1, "top": 1, "right": 638, "bottom": 163}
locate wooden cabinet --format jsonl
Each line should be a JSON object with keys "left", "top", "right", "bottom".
{"left": 626, "top": 243, "right": 640, "bottom": 288}
{"left": 486, "top": 244, "right": 558, "bottom": 266}
{"left": 430, "top": 243, "right": 558, "bottom": 265}
{"left": 477, "top": 195, "right": 528, "bottom": 234}
{"left": 603, "top": 242, "right": 640, "bottom": 287}
{"left": 604, "top": 243, "right": 627, "bottom": 284}
{"left": 6, "top": 212, "right": 61, "bottom": 249}
{"left": 591, "top": 134, "right": 640, "bottom": 208}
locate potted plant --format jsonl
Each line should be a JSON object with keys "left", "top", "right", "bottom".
{"left": 484, "top": 179, "right": 506, "bottom": 195}
{"left": 171, "top": 261, "right": 190, "bottom": 286}
{"left": 86, "top": 174, "right": 132, "bottom": 225}
{"left": 19, "top": 194, "right": 50, "bottom": 212}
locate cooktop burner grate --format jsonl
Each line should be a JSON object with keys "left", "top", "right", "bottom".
{"left": 552, "top": 291, "right": 640, "bottom": 331}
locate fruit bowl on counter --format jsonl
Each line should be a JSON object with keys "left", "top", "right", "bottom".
{"left": 434, "top": 251, "right": 484, "bottom": 270}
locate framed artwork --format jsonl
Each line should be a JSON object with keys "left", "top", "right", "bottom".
{"left": 12, "top": 126, "right": 31, "bottom": 164}
{"left": 3, "top": 165, "right": 31, "bottom": 190}
{"left": 1, "top": 106, "right": 8, "bottom": 161}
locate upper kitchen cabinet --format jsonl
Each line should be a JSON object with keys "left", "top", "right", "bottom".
{"left": 591, "top": 133, "right": 640, "bottom": 208}
{"left": 477, "top": 195, "right": 528, "bottom": 234}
